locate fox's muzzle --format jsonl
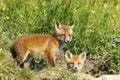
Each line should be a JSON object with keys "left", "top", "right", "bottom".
{"left": 65, "top": 34, "right": 72, "bottom": 43}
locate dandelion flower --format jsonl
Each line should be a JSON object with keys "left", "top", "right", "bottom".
{"left": 35, "top": 6, "right": 38, "bottom": 9}
{"left": 74, "top": 9, "right": 78, "bottom": 13}
{"left": 8, "top": 52, "right": 12, "bottom": 57}
{"left": 91, "top": 10, "right": 95, "bottom": 14}
{"left": 112, "top": 14, "right": 117, "bottom": 18}
{"left": 2, "top": 6, "right": 6, "bottom": 11}
{"left": 0, "top": 48, "right": 2, "bottom": 52}
{"left": 19, "top": 14, "right": 23, "bottom": 18}
{"left": 115, "top": 5, "right": 120, "bottom": 12}
{"left": 6, "top": 16, "right": 10, "bottom": 19}
{"left": 85, "top": 6, "right": 88, "bottom": 10}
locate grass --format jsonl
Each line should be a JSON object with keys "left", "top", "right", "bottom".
{"left": 0, "top": 0, "right": 120, "bottom": 79}
{"left": 0, "top": 50, "right": 78, "bottom": 80}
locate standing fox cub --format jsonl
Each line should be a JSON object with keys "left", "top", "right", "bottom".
{"left": 65, "top": 50, "right": 86, "bottom": 73}
{"left": 10, "top": 21, "right": 74, "bottom": 69}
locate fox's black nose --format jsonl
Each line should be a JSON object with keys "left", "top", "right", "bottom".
{"left": 65, "top": 41, "right": 70, "bottom": 43}
{"left": 74, "top": 67, "right": 78, "bottom": 70}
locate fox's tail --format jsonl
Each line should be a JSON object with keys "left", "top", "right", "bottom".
{"left": 10, "top": 45, "right": 17, "bottom": 58}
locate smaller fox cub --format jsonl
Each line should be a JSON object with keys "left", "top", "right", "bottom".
{"left": 10, "top": 21, "right": 74, "bottom": 69}
{"left": 65, "top": 50, "right": 86, "bottom": 73}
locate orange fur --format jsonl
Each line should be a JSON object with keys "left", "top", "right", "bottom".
{"left": 65, "top": 50, "right": 86, "bottom": 72}
{"left": 10, "top": 21, "right": 74, "bottom": 69}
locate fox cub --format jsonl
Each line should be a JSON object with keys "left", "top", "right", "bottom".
{"left": 10, "top": 21, "right": 74, "bottom": 69}
{"left": 65, "top": 50, "right": 86, "bottom": 73}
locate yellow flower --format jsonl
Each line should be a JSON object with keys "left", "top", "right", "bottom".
{"left": 91, "top": 10, "right": 95, "bottom": 14}
{"left": 85, "top": 6, "right": 88, "bottom": 10}
{"left": 19, "top": 14, "right": 23, "bottom": 18}
{"left": 8, "top": 52, "right": 12, "bottom": 57}
{"left": 0, "top": 48, "right": 2, "bottom": 52}
{"left": 112, "top": 14, "right": 117, "bottom": 18}
{"left": 6, "top": 16, "right": 10, "bottom": 19}
{"left": 74, "top": 9, "right": 78, "bottom": 13}
{"left": 35, "top": 6, "right": 38, "bottom": 9}
{"left": 2, "top": 6, "right": 6, "bottom": 11}
{"left": 115, "top": 5, "right": 120, "bottom": 12}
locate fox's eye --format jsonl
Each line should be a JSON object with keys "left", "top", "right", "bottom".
{"left": 69, "top": 34, "right": 72, "bottom": 36}
{"left": 70, "top": 62, "right": 74, "bottom": 65}
{"left": 60, "top": 34, "right": 65, "bottom": 37}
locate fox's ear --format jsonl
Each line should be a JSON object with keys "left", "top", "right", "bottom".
{"left": 68, "top": 22, "right": 74, "bottom": 29}
{"left": 55, "top": 21, "right": 62, "bottom": 31}
{"left": 79, "top": 52, "right": 86, "bottom": 60}
{"left": 65, "top": 50, "right": 73, "bottom": 59}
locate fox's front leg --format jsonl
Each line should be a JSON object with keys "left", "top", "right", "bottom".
{"left": 23, "top": 53, "right": 33, "bottom": 69}
{"left": 45, "top": 50, "right": 55, "bottom": 67}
